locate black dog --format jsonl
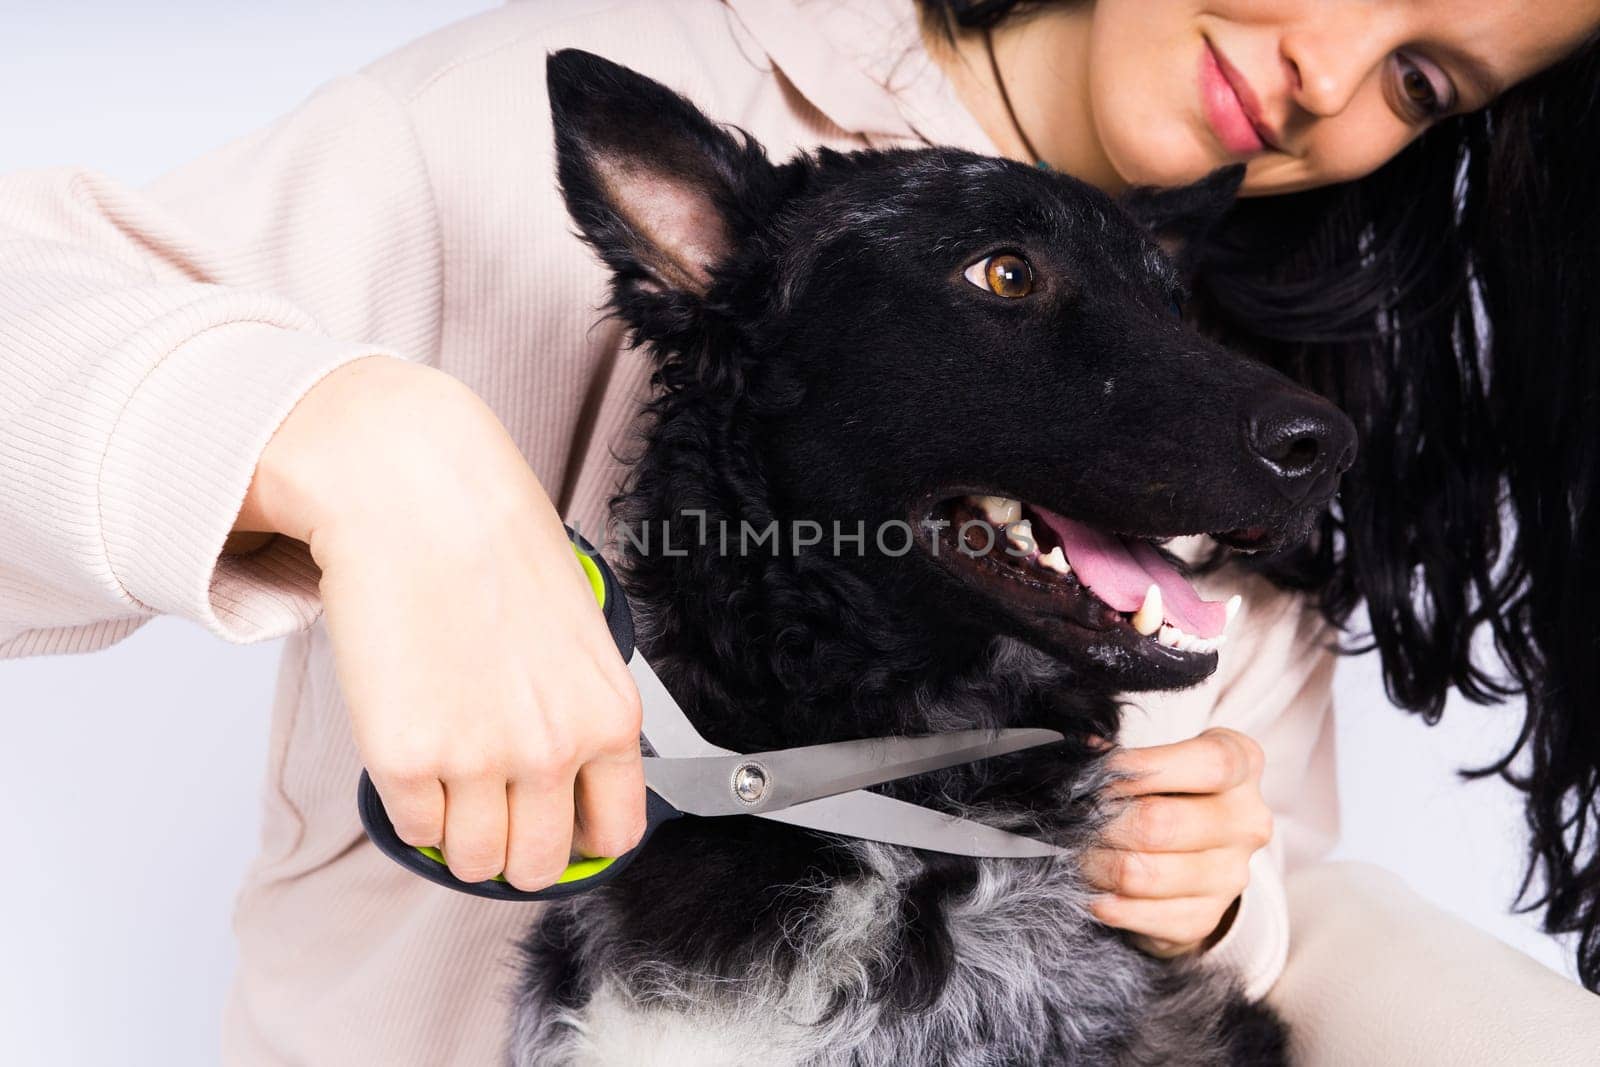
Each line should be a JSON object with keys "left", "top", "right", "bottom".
{"left": 513, "top": 50, "right": 1355, "bottom": 1066}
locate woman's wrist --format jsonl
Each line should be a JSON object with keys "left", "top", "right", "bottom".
{"left": 233, "top": 356, "right": 479, "bottom": 552}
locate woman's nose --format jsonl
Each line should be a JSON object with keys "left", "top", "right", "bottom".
{"left": 1279, "top": 9, "right": 1397, "bottom": 119}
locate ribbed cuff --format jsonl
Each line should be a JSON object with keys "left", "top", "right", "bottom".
{"left": 1203, "top": 849, "right": 1291, "bottom": 1001}
{"left": 98, "top": 321, "right": 401, "bottom": 643}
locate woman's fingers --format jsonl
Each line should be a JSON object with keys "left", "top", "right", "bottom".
{"left": 1102, "top": 791, "right": 1272, "bottom": 853}
{"left": 573, "top": 754, "right": 648, "bottom": 861}
{"left": 1103, "top": 727, "right": 1263, "bottom": 798}
{"left": 439, "top": 774, "right": 511, "bottom": 884}
{"left": 503, "top": 779, "right": 576, "bottom": 891}
{"left": 375, "top": 771, "right": 446, "bottom": 849}
{"left": 1088, "top": 894, "right": 1230, "bottom": 950}
{"left": 569, "top": 652, "right": 648, "bottom": 859}
{"left": 1088, "top": 728, "right": 1270, "bottom": 954}
{"left": 1080, "top": 846, "right": 1250, "bottom": 901}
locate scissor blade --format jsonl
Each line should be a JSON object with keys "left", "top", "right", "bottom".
{"left": 646, "top": 728, "right": 1064, "bottom": 817}
{"left": 746, "top": 728, "right": 1064, "bottom": 810}
{"left": 756, "top": 790, "right": 1068, "bottom": 859}
{"left": 627, "top": 652, "right": 734, "bottom": 758}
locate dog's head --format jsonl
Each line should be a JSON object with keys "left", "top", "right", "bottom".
{"left": 548, "top": 50, "right": 1354, "bottom": 693}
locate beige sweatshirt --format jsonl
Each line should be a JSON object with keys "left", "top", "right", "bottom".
{"left": 0, "top": 1, "right": 1339, "bottom": 1062}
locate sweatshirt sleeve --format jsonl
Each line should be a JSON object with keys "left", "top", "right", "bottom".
{"left": 1195, "top": 571, "right": 1341, "bottom": 1000}
{"left": 0, "top": 72, "right": 442, "bottom": 657}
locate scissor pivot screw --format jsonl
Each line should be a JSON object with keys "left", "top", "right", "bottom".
{"left": 732, "top": 762, "right": 768, "bottom": 805}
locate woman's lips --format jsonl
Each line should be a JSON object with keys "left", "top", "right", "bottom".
{"left": 1199, "top": 39, "right": 1266, "bottom": 156}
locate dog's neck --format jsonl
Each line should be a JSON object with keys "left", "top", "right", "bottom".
{"left": 612, "top": 388, "right": 1116, "bottom": 753}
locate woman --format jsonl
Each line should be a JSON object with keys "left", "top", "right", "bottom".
{"left": 929, "top": 0, "right": 1600, "bottom": 990}
{"left": 0, "top": 1, "right": 1594, "bottom": 1061}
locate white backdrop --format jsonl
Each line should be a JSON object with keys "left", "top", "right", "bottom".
{"left": 0, "top": 3, "right": 1576, "bottom": 1065}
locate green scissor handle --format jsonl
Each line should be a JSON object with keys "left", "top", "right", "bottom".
{"left": 356, "top": 525, "right": 663, "bottom": 902}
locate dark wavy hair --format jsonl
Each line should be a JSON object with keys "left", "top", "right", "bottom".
{"left": 923, "top": 0, "right": 1600, "bottom": 988}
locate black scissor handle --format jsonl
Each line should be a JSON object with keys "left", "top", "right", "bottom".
{"left": 356, "top": 524, "right": 649, "bottom": 900}
{"left": 356, "top": 772, "right": 679, "bottom": 902}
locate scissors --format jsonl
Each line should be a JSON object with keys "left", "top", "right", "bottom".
{"left": 358, "top": 527, "right": 1068, "bottom": 902}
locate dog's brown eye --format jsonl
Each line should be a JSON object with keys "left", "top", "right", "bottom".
{"left": 964, "top": 253, "right": 1034, "bottom": 298}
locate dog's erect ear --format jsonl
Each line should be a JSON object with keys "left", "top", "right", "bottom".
{"left": 547, "top": 49, "right": 779, "bottom": 310}
{"left": 1118, "top": 164, "right": 1245, "bottom": 277}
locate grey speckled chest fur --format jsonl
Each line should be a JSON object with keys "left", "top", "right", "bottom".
{"left": 509, "top": 771, "right": 1255, "bottom": 1067}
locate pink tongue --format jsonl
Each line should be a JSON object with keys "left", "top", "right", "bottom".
{"left": 1032, "top": 507, "right": 1227, "bottom": 639}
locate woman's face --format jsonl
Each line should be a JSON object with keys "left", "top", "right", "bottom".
{"left": 1084, "top": 0, "right": 1600, "bottom": 194}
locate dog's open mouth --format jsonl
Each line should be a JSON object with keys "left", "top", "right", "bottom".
{"left": 918, "top": 493, "right": 1261, "bottom": 667}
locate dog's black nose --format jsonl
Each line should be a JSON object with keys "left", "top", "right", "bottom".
{"left": 1244, "top": 391, "right": 1357, "bottom": 502}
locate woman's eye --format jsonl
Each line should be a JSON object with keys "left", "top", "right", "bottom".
{"left": 964, "top": 253, "right": 1034, "bottom": 298}
{"left": 1394, "top": 52, "right": 1455, "bottom": 120}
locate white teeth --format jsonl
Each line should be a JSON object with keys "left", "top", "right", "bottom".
{"left": 1154, "top": 617, "right": 1224, "bottom": 655}
{"left": 1131, "top": 583, "right": 1163, "bottom": 636}
{"left": 1152, "top": 593, "right": 1238, "bottom": 657}
{"left": 1006, "top": 519, "right": 1035, "bottom": 551}
{"left": 973, "top": 495, "right": 1022, "bottom": 525}
{"left": 1038, "top": 546, "right": 1070, "bottom": 574}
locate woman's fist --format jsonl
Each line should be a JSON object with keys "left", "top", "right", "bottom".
{"left": 237, "top": 356, "right": 647, "bottom": 890}
{"left": 1083, "top": 727, "right": 1272, "bottom": 957}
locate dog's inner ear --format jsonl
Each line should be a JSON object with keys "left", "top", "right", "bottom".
{"left": 1119, "top": 163, "right": 1245, "bottom": 275}
{"left": 549, "top": 49, "right": 772, "bottom": 301}
{"left": 591, "top": 147, "right": 733, "bottom": 295}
